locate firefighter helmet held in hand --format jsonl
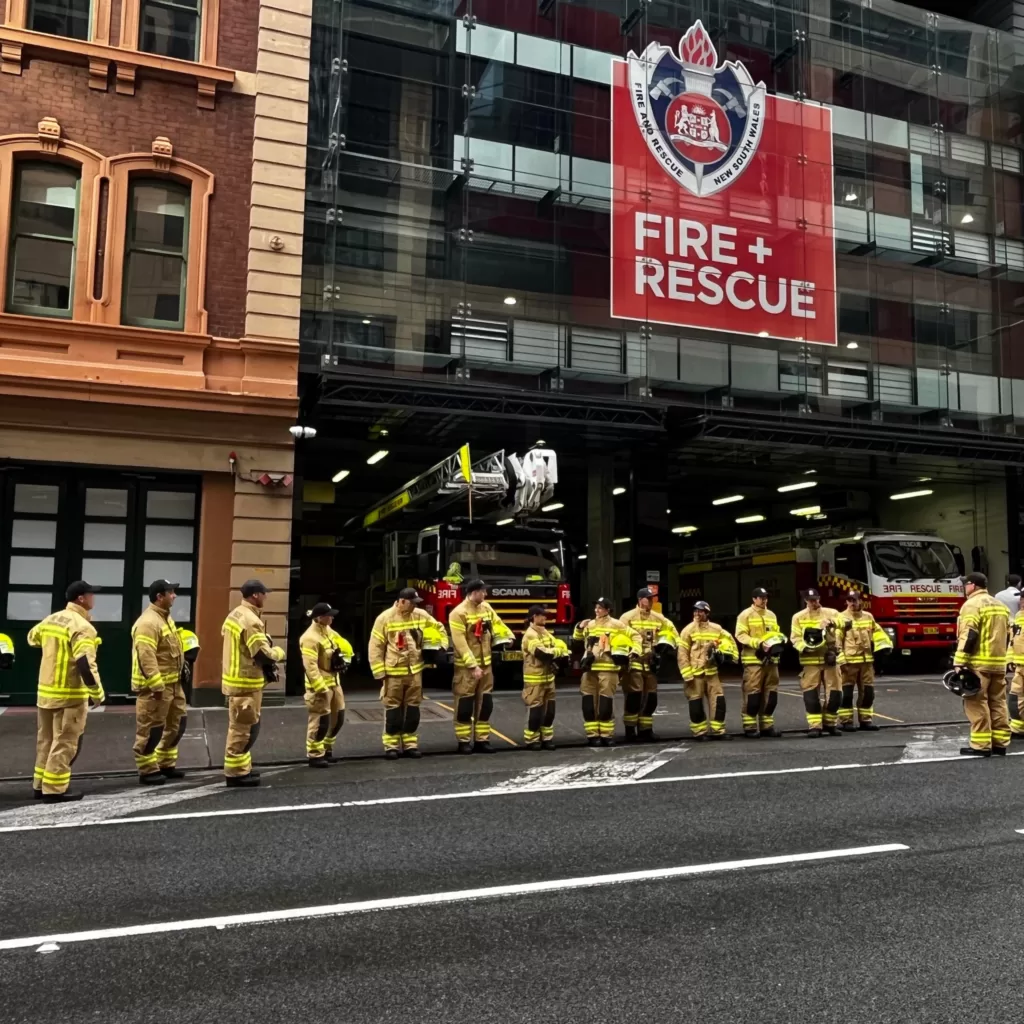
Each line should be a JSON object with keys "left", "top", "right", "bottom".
{"left": 421, "top": 621, "right": 451, "bottom": 666}
{"left": 759, "top": 634, "right": 786, "bottom": 664}
{"left": 803, "top": 626, "right": 824, "bottom": 648}
{"left": 942, "top": 666, "right": 982, "bottom": 697}
{"left": 0, "top": 632, "right": 13, "bottom": 670}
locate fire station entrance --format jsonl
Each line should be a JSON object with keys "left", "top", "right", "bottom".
{"left": 0, "top": 466, "right": 201, "bottom": 705}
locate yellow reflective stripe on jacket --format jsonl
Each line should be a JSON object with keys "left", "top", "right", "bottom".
{"left": 37, "top": 684, "right": 91, "bottom": 700}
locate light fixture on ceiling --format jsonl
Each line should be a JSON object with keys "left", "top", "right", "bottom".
{"left": 918, "top": 476, "right": 932, "bottom": 482}
{"left": 613, "top": 536, "right": 631, "bottom": 544}
{"left": 961, "top": 213, "right": 974, "bottom": 224}
{"left": 672, "top": 525, "right": 698, "bottom": 534}
{"left": 496, "top": 518, "right": 514, "bottom": 526}
{"left": 811, "top": 513, "right": 828, "bottom": 520}
{"left": 804, "top": 469, "right": 817, "bottom": 475}
{"left": 366, "top": 450, "right": 389, "bottom": 465}
{"left": 541, "top": 502, "right": 564, "bottom": 512}
{"left": 846, "top": 341, "right": 859, "bottom": 350}
{"left": 844, "top": 190, "right": 858, "bottom": 202}
{"left": 790, "top": 505, "right": 821, "bottom": 516}
{"left": 289, "top": 425, "right": 316, "bottom": 439}
{"left": 666, "top": 508, "right": 672, "bottom": 514}
{"left": 503, "top": 296, "right": 517, "bottom": 306}
{"left": 577, "top": 553, "right": 588, "bottom": 560}
{"left": 736, "top": 514, "right": 766, "bottom": 524}
{"left": 890, "top": 489, "right": 933, "bottom": 500}
{"left": 361, "top": 318, "right": 371, "bottom": 325}
{"left": 612, "top": 486, "right": 626, "bottom": 496}
{"left": 777, "top": 481, "right": 817, "bottom": 493}
{"left": 331, "top": 469, "right": 350, "bottom": 484}
{"left": 712, "top": 494, "right": 744, "bottom": 505}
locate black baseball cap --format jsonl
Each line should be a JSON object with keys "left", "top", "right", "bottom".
{"left": 752, "top": 587, "right": 768, "bottom": 599}
{"left": 464, "top": 579, "right": 487, "bottom": 595}
{"left": 694, "top": 600, "right": 711, "bottom": 612}
{"left": 240, "top": 579, "right": 270, "bottom": 598}
{"left": 310, "top": 602, "right": 339, "bottom": 618}
{"left": 595, "top": 596, "right": 612, "bottom": 610}
{"left": 637, "top": 587, "right": 655, "bottom": 601}
{"left": 528, "top": 604, "right": 547, "bottom": 620}
{"left": 804, "top": 588, "right": 821, "bottom": 601}
{"left": 397, "top": 587, "right": 423, "bottom": 603}
{"left": 148, "top": 579, "right": 179, "bottom": 602}
{"left": 66, "top": 580, "right": 100, "bottom": 602}
{"left": 965, "top": 572, "right": 988, "bottom": 588}
{"left": 845, "top": 589, "right": 862, "bottom": 602}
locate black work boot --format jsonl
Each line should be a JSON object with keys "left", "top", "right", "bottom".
{"left": 457, "top": 742, "right": 474, "bottom": 755}
{"left": 525, "top": 740, "right": 542, "bottom": 751}
{"left": 384, "top": 749, "right": 400, "bottom": 760}
{"left": 743, "top": 730, "right": 760, "bottom": 739}
{"left": 541, "top": 740, "right": 557, "bottom": 751}
{"left": 841, "top": 722, "right": 857, "bottom": 732}
{"left": 600, "top": 736, "right": 615, "bottom": 747}
{"left": 587, "top": 737, "right": 601, "bottom": 748}
{"left": 308, "top": 758, "right": 329, "bottom": 769}
{"left": 807, "top": 728, "right": 823, "bottom": 739}
{"left": 759, "top": 726, "right": 780, "bottom": 738}
{"left": 637, "top": 729, "right": 657, "bottom": 743}
{"left": 32, "top": 788, "right": 42, "bottom": 800}
{"left": 825, "top": 725, "right": 842, "bottom": 736}
{"left": 859, "top": 722, "right": 880, "bottom": 731}
{"left": 325, "top": 752, "right": 338, "bottom": 764}
{"left": 160, "top": 766, "right": 186, "bottom": 779}
{"left": 139, "top": 773, "right": 166, "bottom": 786}
{"left": 42, "top": 791, "right": 84, "bottom": 803}
{"left": 225, "top": 774, "right": 261, "bottom": 787}
{"left": 624, "top": 725, "right": 638, "bottom": 743}
{"left": 991, "top": 746, "right": 1008, "bottom": 757}
{"left": 404, "top": 748, "right": 423, "bottom": 759}
{"left": 473, "top": 741, "right": 494, "bottom": 754}
{"left": 711, "top": 731, "right": 732, "bottom": 741}
{"left": 960, "top": 747, "right": 991, "bottom": 757}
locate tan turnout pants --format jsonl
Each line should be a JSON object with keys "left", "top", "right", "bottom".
{"left": 224, "top": 691, "right": 263, "bottom": 777}
{"left": 133, "top": 684, "right": 187, "bottom": 774}
{"left": 34, "top": 703, "right": 88, "bottom": 795}
{"left": 965, "top": 670, "right": 1010, "bottom": 752}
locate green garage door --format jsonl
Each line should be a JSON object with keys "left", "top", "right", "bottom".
{"left": 0, "top": 470, "right": 200, "bottom": 706}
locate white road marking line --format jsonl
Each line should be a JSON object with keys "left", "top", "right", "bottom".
{"left": 898, "top": 729, "right": 966, "bottom": 762}
{"left": 487, "top": 755, "right": 668, "bottom": 792}
{"left": 0, "top": 843, "right": 909, "bottom": 951}
{"left": 0, "top": 780, "right": 223, "bottom": 833}
{"left": 343, "top": 750, "right": 1024, "bottom": 807}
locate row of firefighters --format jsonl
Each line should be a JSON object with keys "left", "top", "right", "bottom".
{"left": 0, "top": 569, "right": 1015, "bottom": 800}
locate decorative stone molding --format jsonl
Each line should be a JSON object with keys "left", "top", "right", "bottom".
{"left": 37, "top": 116, "right": 61, "bottom": 153}
{"left": 152, "top": 136, "right": 174, "bottom": 171}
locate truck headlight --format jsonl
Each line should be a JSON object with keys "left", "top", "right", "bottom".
{"left": 884, "top": 626, "right": 896, "bottom": 639}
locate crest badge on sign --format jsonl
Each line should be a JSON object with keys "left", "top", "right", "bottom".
{"left": 627, "top": 21, "right": 766, "bottom": 197}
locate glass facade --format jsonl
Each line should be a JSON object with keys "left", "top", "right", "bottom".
{"left": 302, "top": 0, "right": 1024, "bottom": 432}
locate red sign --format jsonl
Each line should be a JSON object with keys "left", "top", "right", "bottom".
{"left": 610, "top": 23, "right": 837, "bottom": 346}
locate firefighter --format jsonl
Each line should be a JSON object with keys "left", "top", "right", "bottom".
{"left": 836, "top": 590, "right": 893, "bottom": 731}
{"left": 677, "top": 600, "right": 738, "bottom": 740}
{"left": 28, "top": 581, "right": 105, "bottom": 802}
{"left": 369, "top": 587, "right": 445, "bottom": 759}
{"left": 1008, "top": 602, "right": 1024, "bottom": 737}
{"left": 449, "top": 579, "right": 513, "bottom": 753}
{"left": 619, "top": 587, "right": 678, "bottom": 742}
{"left": 954, "top": 572, "right": 1011, "bottom": 756}
{"left": 521, "top": 604, "right": 567, "bottom": 749}
{"left": 299, "top": 603, "right": 352, "bottom": 768}
{"left": 790, "top": 589, "right": 843, "bottom": 737}
{"left": 221, "top": 579, "right": 284, "bottom": 788}
{"left": 130, "top": 579, "right": 187, "bottom": 785}
{"left": 734, "top": 587, "right": 787, "bottom": 738}
{"left": 573, "top": 598, "right": 631, "bottom": 746}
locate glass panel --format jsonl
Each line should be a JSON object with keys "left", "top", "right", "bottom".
{"left": 146, "top": 490, "right": 196, "bottom": 520}
{"left": 13, "top": 483, "right": 59, "bottom": 514}
{"left": 90, "top": 594, "right": 124, "bottom": 622}
{"left": 84, "top": 488, "right": 128, "bottom": 518}
{"left": 9, "top": 555, "right": 55, "bottom": 585}
{"left": 29, "top": 0, "right": 91, "bottom": 39}
{"left": 10, "top": 519, "right": 57, "bottom": 549}
{"left": 143, "top": 558, "right": 193, "bottom": 588}
{"left": 145, "top": 524, "right": 194, "bottom": 553}
{"left": 144, "top": 593, "right": 191, "bottom": 621}
{"left": 139, "top": 0, "right": 200, "bottom": 60}
{"left": 15, "top": 164, "right": 77, "bottom": 238}
{"left": 122, "top": 252, "right": 185, "bottom": 325}
{"left": 83, "top": 522, "right": 127, "bottom": 551}
{"left": 10, "top": 237, "right": 74, "bottom": 312}
{"left": 6, "top": 591, "right": 53, "bottom": 621}
{"left": 130, "top": 183, "right": 188, "bottom": 250}
{"left": 80, "top": 558, "right": 125, "bottom": 587}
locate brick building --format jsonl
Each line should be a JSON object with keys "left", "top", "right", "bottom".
{"left": 0, "top": 0, "right": 312, "bottom": 704}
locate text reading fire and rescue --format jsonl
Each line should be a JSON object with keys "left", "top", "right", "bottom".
{"left": 632, "top": 213, "right": 816, "bottom": 319}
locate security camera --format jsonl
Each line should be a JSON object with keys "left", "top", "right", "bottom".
{"left": 289, "top": 425, "right": 317, "bottom": 439}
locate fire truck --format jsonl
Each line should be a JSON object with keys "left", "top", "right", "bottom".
{"left": 679, "top": 527, "right": 965, "bottom": 662}
{"left": 363, "top": 446, "right": 576, "bottom": 676}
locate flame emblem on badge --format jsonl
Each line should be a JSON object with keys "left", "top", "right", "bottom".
{"left": 627, "top": 20, "right": 766, "bottom": 197}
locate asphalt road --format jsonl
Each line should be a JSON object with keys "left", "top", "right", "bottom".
{"left": 1, "top": 723, "right": 1022, "bottom": 1023}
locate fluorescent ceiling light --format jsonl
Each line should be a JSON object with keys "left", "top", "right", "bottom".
{"left": 503, "top": 296, "right": 517, "bottom": 305}
{"left": 496, "top": 518, "right": 514, "bottom": 526}
{"left": 790, "top": 505, "right": 821, "bottom": 516}
{"left": 918, "top": 476, "right": 932, "bottom": 482}
{"left": 846, "top": 341, "right": 859, "bottom": 349}
{"left": 612, "top": 487, "right": 626, "bottom": 496}
{"left": 777, "top": 481, "right": 817, "bottom": 493}
{"left": 961, "top": 213, "right": 974, "bottom": 224}
{"left": 361, "top": 318, "right": 371, "bottom": 325}
{"left": 890, "top": 489, "right": 933, "bottom": 500}
{"left": 331, "top": 469, "right": 350, "bottom": 484}
{"left": 613, "top": 536, "right": 631, "bottom": 544}
{"left": 672, "top": 525, "right": 698, "bottom": 534}
{"left": 736, "top": 514, "right": 766, "bottom": 524}
{"left": 577, "top": 554, "right": 587, "bottom": 560}
{"left": 712, "top": 494, "right": 744, "bottom": 505}
{"left": 541, "top": 502, "right": 564, "bottom": 512}
{"left": 366, "top": 450, "right": 389, "bottom": 465}
{"left": 804, "top": 469, "right": 817, "bottom": 475}
{"left": 666, "top": 508, "right": 671, "bottom": 514}
{"left": 844, "top": 190, "right": 858, "bottom": 202}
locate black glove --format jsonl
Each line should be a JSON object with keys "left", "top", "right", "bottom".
{"left": 180, "top": 661, "right": 192, "bottom": 686}
{"left": 843, "top": 619, "right": 854, "bottom": 632}
{"left": 535, "top": 648, "right": 556, "bottom": 664}
{"left": 329, "top": 649, "right": 346, "bottom": 674}
{"left": 824, "top": 649, "right": 838, "bottom": 667}
{"left": 711, "top": 648, "right": 725, "bottom": 667}
{"left": 874, "top": 647, "right": 890, "bottom": 663}
{"left": 650, "top": 650, "right": 662, "bottom": 674}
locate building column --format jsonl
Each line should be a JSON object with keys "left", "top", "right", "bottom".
{"left": 629, "top": 465, "right": 670, "bottom": 616}
{"left": 586, "top": 455, "right": 614, "bottom": 607}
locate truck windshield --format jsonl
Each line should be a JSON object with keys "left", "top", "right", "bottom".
{"left": 867, "top": 540, "right": 959, "bottom": 580}
{"left": 447, "top": 540, "right": 564, "bottom": 582}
